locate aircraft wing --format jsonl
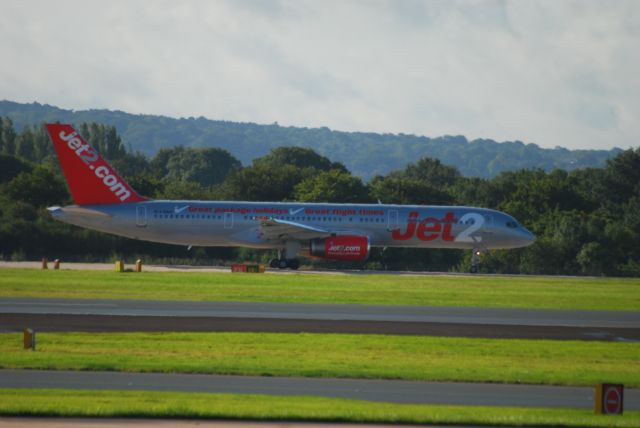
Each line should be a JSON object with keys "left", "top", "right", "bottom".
{"left": 259, "top": 218, "right": 332, "bottom": 241}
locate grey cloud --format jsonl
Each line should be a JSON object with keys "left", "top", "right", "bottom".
{"left": 0, "top": 0, "right": 638, "bottom": 150}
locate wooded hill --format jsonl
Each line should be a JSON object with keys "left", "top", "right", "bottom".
{"left": 0, "top": 100, "right": 621, "bottom": 179}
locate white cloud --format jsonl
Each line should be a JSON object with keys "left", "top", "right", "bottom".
{"left": 0, "top": 0, "right": 638, "bottom": 150}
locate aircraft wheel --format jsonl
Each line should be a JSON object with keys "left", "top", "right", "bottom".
{"left": 288, "top": 259, "right": 300, "bottom": 270}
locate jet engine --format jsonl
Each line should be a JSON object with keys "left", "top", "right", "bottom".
{"left": 309, "top": 235, "right": 370, "bottom": 261}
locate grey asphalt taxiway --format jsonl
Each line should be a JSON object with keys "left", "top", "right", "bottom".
{"left": 2, "top": 369, "right": 638, "bottom": 409}
{"left": 1, "top": 297, "right": 639, "bottom": 341}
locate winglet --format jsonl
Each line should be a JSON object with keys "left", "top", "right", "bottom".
{"left": 46, "top": 124, "right": 146, "bottom": 205}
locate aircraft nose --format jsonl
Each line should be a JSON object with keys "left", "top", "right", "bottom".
{"left": 520, "top": 227, "right": 536, "bottom": 246}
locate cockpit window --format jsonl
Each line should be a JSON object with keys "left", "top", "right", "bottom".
{"left": 506, "top": 221, "right": 518, "bottom": 228}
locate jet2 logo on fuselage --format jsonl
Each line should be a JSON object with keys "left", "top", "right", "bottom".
{"left": 391, "top": 211, "right": 485, "bottom": 243}
{"left": 392, "top": 212, "right": 456, "bottom": 242}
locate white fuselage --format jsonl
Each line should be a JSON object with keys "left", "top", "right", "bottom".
{"left": 49, "top": 200, "right": 535, "bottom": 252}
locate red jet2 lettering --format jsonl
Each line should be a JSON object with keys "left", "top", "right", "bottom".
{"left": 392, "top": 211, "right": 456, "bottom": 242}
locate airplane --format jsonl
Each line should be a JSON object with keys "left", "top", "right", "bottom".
{"left": 45, "top": 123, "right": 535, "bottom": 272}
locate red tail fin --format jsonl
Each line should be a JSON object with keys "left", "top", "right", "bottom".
{"left": 46, "top": 124, "right": 146, "bottom": 205}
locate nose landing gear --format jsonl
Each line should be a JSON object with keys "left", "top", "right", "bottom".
{"left": 470, "top": 248, "right": 482, "bottom": 274}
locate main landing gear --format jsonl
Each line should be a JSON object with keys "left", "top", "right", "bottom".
{"left": 269, "top": 258, "right": 300, "bottom": 270}
{"left": 270, "top": 242, "right": 301, "bottom": 270}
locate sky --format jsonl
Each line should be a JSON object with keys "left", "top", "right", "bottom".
{"left": 1, "top": 0, "right": 638, "bottom": 150}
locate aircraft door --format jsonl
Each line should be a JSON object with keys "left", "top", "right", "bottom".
{"left": 482, "top": 214, "right": 494, "bottom": 239}
{"left": 224, "top": 212, "right": 234, "bottom": 229}
{"left": 387, "top": 209, "right": 399, "bottom": 231}
{"left": 136, "top": 205, "right": 147, "bottom": 227}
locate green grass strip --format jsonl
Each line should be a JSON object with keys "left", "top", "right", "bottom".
{"left": 1, "top": 332, "right": 638, "bottom": 387}
{"left": 1, "top": 268, "right": 639, "bottom": 310}
{"left": 0, "top": 388, "right": 638, "bottom": 427}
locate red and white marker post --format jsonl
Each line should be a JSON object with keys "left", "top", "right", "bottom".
{"left": 595, "top": 384, "right": 624, "bottom": 415}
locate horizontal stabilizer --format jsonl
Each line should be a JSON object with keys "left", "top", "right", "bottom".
{"left": 48, "top": 206, "right": 112, "bottom": 219}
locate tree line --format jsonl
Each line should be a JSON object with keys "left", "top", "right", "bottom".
{"left": 1, "top": 117, "right": 638, "bottom": 276}
{"left": 0, "top": 100, "right": 621, "bottom": 179}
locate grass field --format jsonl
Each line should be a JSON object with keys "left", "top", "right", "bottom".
{"left": 0, "top": 388, "right": 638, "bottom": 427}
{"left": 1, "top": 268, "right": 639, "bottom": 310}
{"left": 1, "top": 332, "right": 638, "bottom": 386}
{"left": 2, "top": 269, "right": 638, "bottom": 424}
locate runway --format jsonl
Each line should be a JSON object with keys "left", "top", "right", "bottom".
{"left": 2, "top": 297, "right": 639, "bottom": 341}
{"left": 2, "top": 369, "right": 638, "bottom": 409}
{"left": 3, "top": 298, "right": 639, "bottom": 327}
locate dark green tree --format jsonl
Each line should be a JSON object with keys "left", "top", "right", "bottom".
{"left": 603, "top": 147, "right": 640, "bottom": 205}
{"left": 369, "top": 175, "right": 455, "bottom": 205}
{"left": 221, "top": 147, "right": 342, "bottom": 201}
{"left": 1, "top": 117, "right": 17, "bottom": 155}
{"left": 294, "top": 169, "right": 369, "bottom": 203}
{"left": 253, "top": 146, "right": 345, "bottom": 172}
{"left": 401, "top": 157, "right": 461, "bottom": 187}
{"left": 160, "top": 147, "right": 241, "bottom": 187}
{"left": 0, "top": 154, "right": 31, "bottom": 184}
{"left": 2, "top": 166, "right": 69, "bottom": 207}
{"left": 222, "top": 163, "right": 305, "bottom": 201}
{"left": 15, "top": 127, "right": 35, "bottom": 160}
